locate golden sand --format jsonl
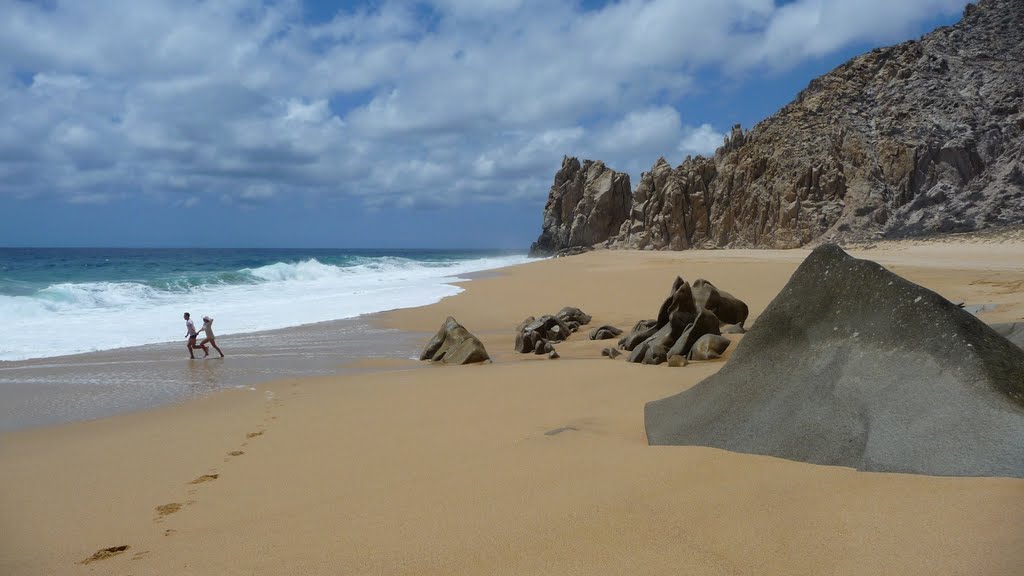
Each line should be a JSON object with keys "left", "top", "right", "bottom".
{"left": 1, "top": 241, "right": 1022, "bottom": 575}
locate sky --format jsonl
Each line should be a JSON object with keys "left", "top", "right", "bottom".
{"left": 0, "top": 0, "right": 970, "bottom": 249}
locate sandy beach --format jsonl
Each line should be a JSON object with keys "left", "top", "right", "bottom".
{"left": 2, "top": 241, "right": 1023, "bottom": 575}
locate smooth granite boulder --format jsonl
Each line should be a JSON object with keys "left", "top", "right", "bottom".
{"left": 589, "top": 325, "right": 623, "bottom": 340}
{"left": 665, "top": 308, "right": 721, "bottom": 360}
{"left": 420, "top": 317, "right": 490, "bottom": 365}
{"left": 556, "top": 306, "right": 593, "bottom": 326}
{"left": 692, "top": 279, "right": 750, "bottom": 327}
{"left": 687, "top": 334, "right": 732, "bottom": 360}
{"left": 645, "top": 244, "right": 1024, "bottom": 478}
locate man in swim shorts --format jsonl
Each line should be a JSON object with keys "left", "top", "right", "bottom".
{"left": 184, "top": 312, "right": 208, "bottom": 359}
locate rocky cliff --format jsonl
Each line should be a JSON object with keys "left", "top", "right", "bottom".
{"left": 529, "top": 157, "right": 632, "bottom": 256}
{"left": 533, "top": 0, "right": 1024, "bottom": 252}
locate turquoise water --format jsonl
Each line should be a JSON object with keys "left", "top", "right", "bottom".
{"left": 0, "top": 248, "right": 533, "bottom": 361}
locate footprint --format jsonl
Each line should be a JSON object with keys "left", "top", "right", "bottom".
{"left": 164, "top": 529, "right": 177, "bottom": 537}
{"left": 131, "top": 550, "right": 150, "bottom": 561}
{"left": 79, "top": 545, "right": 129, "bottom": 564}
{"left": 188, "top": 474, "right": 219, "bottom": 484}
{"left": 155, "top": 503, "right": 182, "bottom": 517}
{"left": 544, "top": 426, "right": 579, "bottom": 436}
{"left": 228, "top": 451, "right": 244, "bottom": 456}
{"left": 245, "top": 431, "right": 264, "bottom": 438}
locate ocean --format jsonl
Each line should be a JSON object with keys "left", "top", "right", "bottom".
{"left": 0, "top": 248, "right": 535, "bottom": 431}
{"left": 0, "top": 247, "right": 533, "bottom": 361}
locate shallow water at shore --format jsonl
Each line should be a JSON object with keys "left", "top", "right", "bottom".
{"left": 0, "top": 316, "right": 425, "bottom": 432}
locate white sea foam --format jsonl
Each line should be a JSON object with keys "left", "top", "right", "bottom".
{"left": 0, "top": 255, "right": 536, "bottom": 361}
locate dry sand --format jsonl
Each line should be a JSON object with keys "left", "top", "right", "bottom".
{"left": 2, "top": 241, "right": 1023, "bottom": 575}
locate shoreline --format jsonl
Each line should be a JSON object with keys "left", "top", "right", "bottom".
{"left": 4, "top": 238, "right": 1022, "bottom": 432}
{"left": 0, "top": 314, "right": 430, "bottom": 433}
{"left": 2, "top": 239, "right": 1023, "bottom": 575}
{"left": 0, "top": 266, "right": 527, "bottom": 432}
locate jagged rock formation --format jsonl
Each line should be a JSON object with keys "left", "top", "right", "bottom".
{"left": 645, "top": 245, "right": 1024, "bottom": 478}
{"left": 529, "top": 157, "right": 631, "bottom": 256}
{"left": 534, "top": 0, "right": 1024, "bottom": 250}
{"left": 617, "top": 276, "right": 746, "bottom": 365}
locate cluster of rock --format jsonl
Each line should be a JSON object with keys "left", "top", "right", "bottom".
{"left": 645, "top": 244, "right": 1024, "bottom": 478}
{"left": 617, "top": 278, "right": 748, "bottom": 365}
{"left": 529, "top": 0, "right": 1024, "bottom": 256}
{"left": 514, "top": 307, "right": 593, "bottom": 359}
{"left": 419, "top": 317, "right": 490, "bottom": 365}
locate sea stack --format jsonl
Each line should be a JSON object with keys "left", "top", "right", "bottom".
{"left": 529, "top": 156, "right": 632, "bottom": 256}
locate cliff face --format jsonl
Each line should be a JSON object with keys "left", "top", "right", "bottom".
{"left": 529, "top": 157, "right": 632, "bottom": 256}
{"left": 533, "top": 0, "right": 1024, "bottom": 252}
{"left": 615, "top": 0, "right": 1024, "bottom": 249}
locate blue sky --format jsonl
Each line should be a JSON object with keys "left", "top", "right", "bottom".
{"left": 0, "top": 0, "right": 969, "bottom": 249}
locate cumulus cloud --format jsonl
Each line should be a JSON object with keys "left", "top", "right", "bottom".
{"left": 0, "top": 0, "right": 968, "bottom": 208}
{"left": 679, "top": 124, "right": 728, "bottom": 158}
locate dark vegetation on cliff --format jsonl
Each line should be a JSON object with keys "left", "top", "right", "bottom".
{"left": 530, "top": 0, "right": 1024, "bottom": 255}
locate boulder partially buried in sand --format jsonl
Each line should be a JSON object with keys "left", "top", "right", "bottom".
{"left": 420, "top": 317, "right": 490, "bottom": 365}
{"left": 589, "top": 325, "right": 623, "bottom": 340}
{"left": 645, "top": 244, "right": 1024, "bottom": 478}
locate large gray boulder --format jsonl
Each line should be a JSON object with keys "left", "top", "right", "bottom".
{"left": 420, "top": 317, "right": 490, "bottom": 365}
{"left": 645, "top": 244, "right": 1024, "bottom": 478}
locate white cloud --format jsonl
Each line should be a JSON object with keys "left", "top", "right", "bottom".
{"left": 732, "top": 0, "right": 970, "bottom": 70}
{"left": 679, "top": 124, "right": 727, "bottom": 158}
{"left": 0, "top": 0, "right": 969, "bottom": 208}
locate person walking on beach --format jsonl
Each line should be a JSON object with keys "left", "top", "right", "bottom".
{"left": 184, "top": 312, "right": 208, "bottom": 359}
{"left": 198, "top": 315, "right": 225, "bottom": 358}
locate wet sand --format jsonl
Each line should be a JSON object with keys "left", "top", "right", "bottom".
{"left": 0, "top": 318, "right": 422, "bottom": 432}
{"left": 1, "top": 240, "right": 1022, "bottom": 575}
